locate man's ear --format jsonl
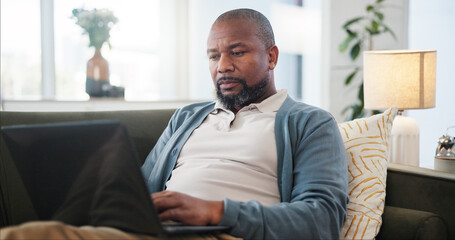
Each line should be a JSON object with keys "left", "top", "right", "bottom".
{"left": 268, "top": 45, "right": 279, "bottom": 70}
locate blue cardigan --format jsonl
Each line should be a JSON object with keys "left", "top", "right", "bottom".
{"left": 141, "top": 96, "right": 348, "bottom": 239}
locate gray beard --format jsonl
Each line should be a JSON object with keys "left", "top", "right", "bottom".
{"left": 216, "top": 77, "right": 268, "bottom": 110}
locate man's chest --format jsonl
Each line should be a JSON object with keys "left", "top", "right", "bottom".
{"left": 177, "top": 110, "right": 277, "bottom": 174}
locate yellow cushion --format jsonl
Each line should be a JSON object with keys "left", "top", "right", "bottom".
{"left": 339, "top": 107, "right": 397, "bottom": 239}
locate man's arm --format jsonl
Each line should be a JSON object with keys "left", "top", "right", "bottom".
{"left": 141, "top": 109, "right": 180, "bottom": 192}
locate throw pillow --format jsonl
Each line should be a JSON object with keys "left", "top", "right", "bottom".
{"left": 339, "top": 107, "right": 397, "bottom": 239}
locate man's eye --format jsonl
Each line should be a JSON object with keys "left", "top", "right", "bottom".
{"left": 232, "top": 51, "right": 245, "bottom": 56}
{"left": 208, "top": 55, "right": 219, "bottom": 60}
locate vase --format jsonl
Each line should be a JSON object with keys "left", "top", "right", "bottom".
{"left": 87, "top": 49, "right": 109, "bottom": 82}
{"left": 86, "top": 49, "right": 110, "bottom": 97}
{"left": 85, "top": 49, "right": 124, "bottom": 98}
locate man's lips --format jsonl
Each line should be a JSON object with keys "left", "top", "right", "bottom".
{"left": 219, "top": 81, "right": 241, "bottom": 90}
{"left": 217, "top": 77, "right": 244, "bottom": 90}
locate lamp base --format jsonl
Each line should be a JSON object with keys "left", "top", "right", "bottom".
{"left": 390, "top": 115, "right": 420, "bottom": 166}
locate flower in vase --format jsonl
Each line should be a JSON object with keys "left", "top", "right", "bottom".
{"left": 72, "top": 8, "right": 118, "bottom": 50}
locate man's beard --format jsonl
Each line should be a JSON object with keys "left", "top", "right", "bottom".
{"left": 216, "top": 77, "right": 268, "bottom": 110}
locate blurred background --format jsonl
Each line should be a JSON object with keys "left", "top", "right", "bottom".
{"left": 1, "top": 0, "right": 454, "bottom": 168}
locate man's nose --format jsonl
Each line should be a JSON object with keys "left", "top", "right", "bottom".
{"left": 217, "top": 54, "right": 234, "bottom": 73}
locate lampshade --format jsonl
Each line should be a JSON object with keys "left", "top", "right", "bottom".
{"left": 363, "top": 50, "right": 437, "bottom": 110}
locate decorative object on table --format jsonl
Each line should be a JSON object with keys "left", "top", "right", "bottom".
{"left": 435, "top": 126, "right": 455, "bottom": 173}
{"left": 338, "top": 0, "right": 396, "bottom": 120}
{"left": 363, "top": 50, "right": 437, "bottom": 166}
{"left": 72, "top": 8, "right": 124, "bottom": 98}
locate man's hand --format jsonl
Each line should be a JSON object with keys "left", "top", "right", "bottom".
{"left": 151, "top": 191, "right": 224, "bottom": 226}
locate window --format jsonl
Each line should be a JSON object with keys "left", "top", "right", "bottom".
{"left": 54, "top": 0, "right": 162, "bottom": 100}
{"left": 1, "top": 0, "right": 42, "bottom": 100}
{"left": 1, "top": 0, "right": 324, "bottom": 108}
{"left": 2, "top": 0, "right": 169, "bottom": 101}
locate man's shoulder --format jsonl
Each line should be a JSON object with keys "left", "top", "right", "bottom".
{"left": 181, "top": 101, "right": 215, "bottom": 111}
{"left": 172, "top": 101, "right": 215, "bottom": 120}
{"left": 279, "top": 97, "right": 340, "bottom": 142}
{"left": 280, "top": 96, "right": 334, "bottom": 121}
{"left": 179, "top": 101, "right": 215, "bottom": 112}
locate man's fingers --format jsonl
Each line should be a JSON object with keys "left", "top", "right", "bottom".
{"left": 158, "top": 208, "right": 197, "bottom": 225}
{"left": 159, "top": 209, "right": 177, "bottom": 221}
{"left": 158, "top": 208, "right": 172, "bottom": 221}
{"left": 153, "top": 194, "right": 182, "bottom": 211}
{"left": 151, "top": 190, "right": 174, "bottom": 201}
{"left": 150, "top": 191, "right": 223, "bottom": 226}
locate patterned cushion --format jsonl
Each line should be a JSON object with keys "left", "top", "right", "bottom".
{"left": 339, "top": 107, "right": 397, "bottom": 239}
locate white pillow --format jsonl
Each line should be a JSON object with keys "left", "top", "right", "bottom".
{"left": 339, "top": 107, "right": 397, "bottom": 239}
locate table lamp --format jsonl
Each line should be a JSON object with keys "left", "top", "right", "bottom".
{"left": 363, "top": 50, "right": 437, "bottom": 166}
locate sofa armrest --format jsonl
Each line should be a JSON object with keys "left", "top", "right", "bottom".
{"left": 377, "top": 206, "right": 448, "bottom": 240}
{"left": 385, "top": 163, "right": 455, "bottom": 239}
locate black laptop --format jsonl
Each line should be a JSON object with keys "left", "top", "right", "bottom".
{"left": 1, "top": 121, "right": 229, "bottom": 236}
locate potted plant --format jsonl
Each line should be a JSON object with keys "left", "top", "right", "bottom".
{"left": 72, "top": 8, "right": 123, "bottom": 98}
{"left": 338, "top": 0, "right": 396, "bottom": 120}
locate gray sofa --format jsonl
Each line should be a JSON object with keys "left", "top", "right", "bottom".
{"left": 1, "top": 110, "right": 453, "bottom": 239}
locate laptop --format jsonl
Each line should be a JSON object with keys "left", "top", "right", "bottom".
{"left": 1, "top": 120, "right": 229, "bottom": 236}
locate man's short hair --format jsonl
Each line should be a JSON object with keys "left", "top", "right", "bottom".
{"left": 214, "top": 8, "right": 275, "bottom": 49}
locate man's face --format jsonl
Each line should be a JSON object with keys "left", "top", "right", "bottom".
{"left": 207, "top": 19, "right": 277, "bottom": 110}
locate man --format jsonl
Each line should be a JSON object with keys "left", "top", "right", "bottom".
{"left": 1, "top": 8, "right": 348, "bottom": 240}
{"left": 143, "top": 8, "right": 348, "bottom": 239}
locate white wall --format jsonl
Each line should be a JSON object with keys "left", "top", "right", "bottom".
{"left": 329, "top": 0, "right": 409, "bottom": 122}
{"left": 407, "top": 0, "right": 455, "bottom": 169}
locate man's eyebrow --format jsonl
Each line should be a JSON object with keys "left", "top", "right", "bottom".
{"left": 207, "top": 42, "right": 245, "bottom": 54}
{"left": 207, "top": 48, "right": 218, "bottom": 54}
{"left": 228, "top": 42, "right": 245, "bottom": 49}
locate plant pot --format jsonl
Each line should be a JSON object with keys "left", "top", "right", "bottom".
{"left": 85, "top": 49, "right": 124, "bottom": 98}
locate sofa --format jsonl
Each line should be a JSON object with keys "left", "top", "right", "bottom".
{"left": 1, "top": 109, "right": 453, "bottom": 239}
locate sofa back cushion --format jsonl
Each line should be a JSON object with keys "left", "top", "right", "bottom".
{"left": 0, "top": 110, "right": 175, "bottom": 163}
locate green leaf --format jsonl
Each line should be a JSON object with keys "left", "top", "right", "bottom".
{"left": 344, "top": 68, "right": 358, "bottom": 85}
{"left": 374, "top": 11, "right": 384, "bottom": 21}
{"left": 342, "top": 17, "right": 365, "bottom": 29}
{"left": 339, "top": 35, "right": 355, "bottom": 52}
{"left": 352, "top": 106, "right": 364, "bottom": 119}
{"left": 350, "top": 41, "right": 361, "bottom": 60}
{"left": 357, "top": 82, "right": 364, "bottom": 101}
{"left": 383, "top": 24, "right": 397, "bottom": 40}
{"left": 366, "top": 5, "right": 374, "bottom": 12}
{"left": 372, "top": 20, "right": 379, "bottom": 31}
{"left": 366, "top": 26, "right": 379, "bottom": 35}
{"left": 351, "top": 100, "right": 365, "bottom": 119}
{"left": 376, "top": 0, "right": 384, "bottom": 3}
{"left": 346, "top": 29, "right": 357, "bottom": 37}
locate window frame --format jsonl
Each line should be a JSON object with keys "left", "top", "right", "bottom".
{"left": 41, "top": 0, "right": 56, "bottom": 100}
